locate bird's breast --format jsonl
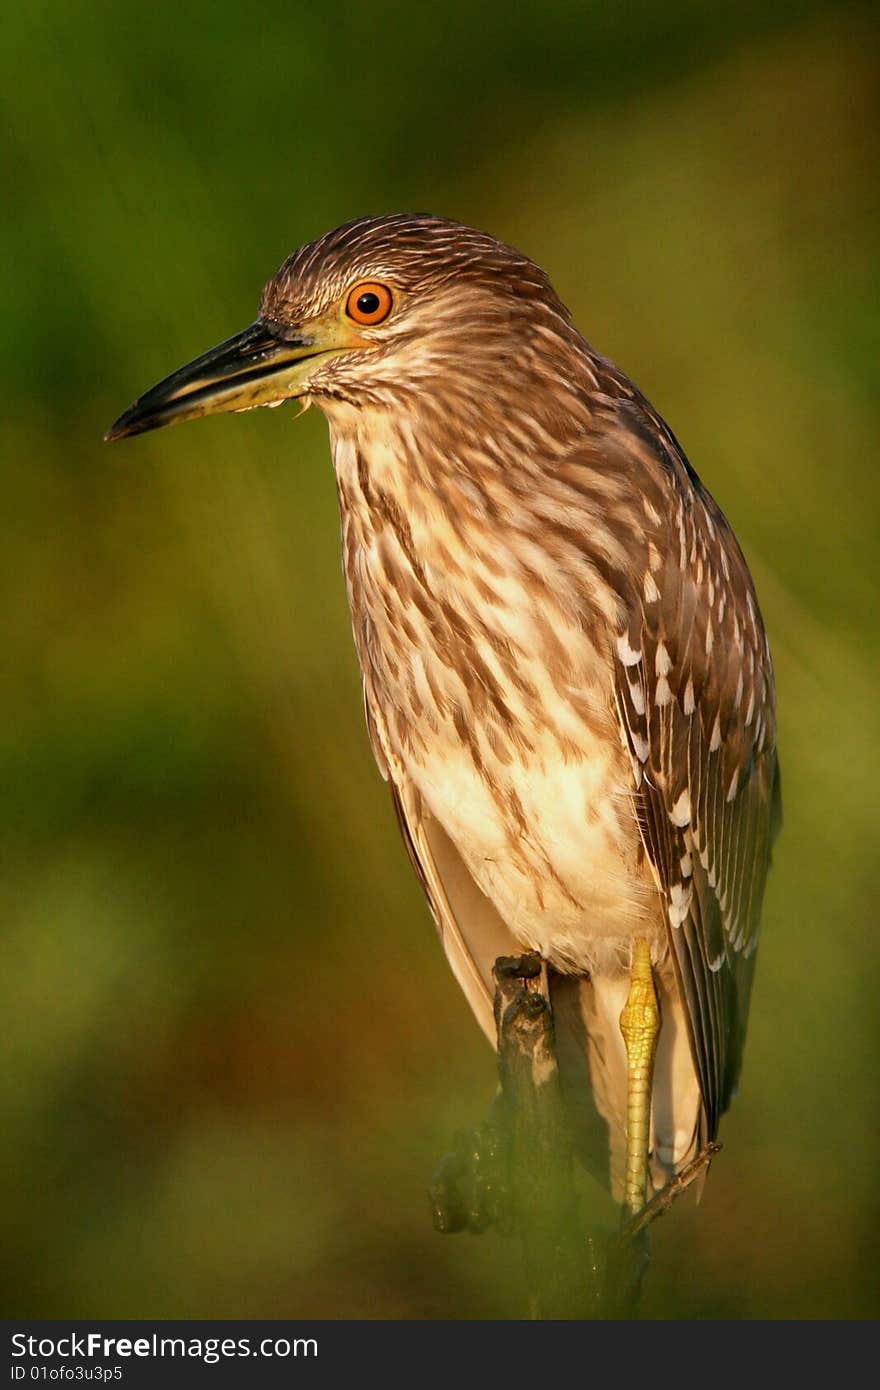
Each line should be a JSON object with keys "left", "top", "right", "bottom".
{"left": 330, "top": 422, "right": 657, "bottom": 972}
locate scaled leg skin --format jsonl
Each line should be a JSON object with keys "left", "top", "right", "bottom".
{"left": 619, "top": 938, "right": 661, "bottom": 1217}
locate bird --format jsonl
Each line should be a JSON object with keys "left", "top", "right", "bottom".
{"left": 107, "top": 214, "right": 780, "bottom": 1214}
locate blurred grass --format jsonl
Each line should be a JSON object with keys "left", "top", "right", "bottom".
{"left": 2, "top": 0, "right": 878, "bottom": 1318}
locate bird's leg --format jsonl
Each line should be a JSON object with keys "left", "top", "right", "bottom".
{"left": 619, "top": 937, "right": 661, "bottom": 1218}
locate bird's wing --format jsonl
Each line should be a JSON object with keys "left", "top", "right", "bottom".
{"left": 610, "top": 407, "right": 781, "bottom": 1136}
{"left": 362, "top": 691, "right": 518, "bottom": 1044}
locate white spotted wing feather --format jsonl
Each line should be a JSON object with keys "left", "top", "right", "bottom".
{"left": 613, "top": 428, "right": 781, "bottom": 1136}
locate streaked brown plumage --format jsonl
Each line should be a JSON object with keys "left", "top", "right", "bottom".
{"left": 107, "top": 214, "right": 781, "bottom": 1198}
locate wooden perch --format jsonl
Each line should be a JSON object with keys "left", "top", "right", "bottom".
{"left": 431, "top": 951, "right": 719, "bottom": 1319}
{"left": 493, "top": 952, "right": 602, "bottom": 1318}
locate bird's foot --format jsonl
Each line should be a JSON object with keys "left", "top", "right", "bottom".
{"left": 619, "top": 1142, "right": 722, "bottom": 1240}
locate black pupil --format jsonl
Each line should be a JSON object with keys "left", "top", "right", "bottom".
{"left": 356, "top": 291, "right": 381, "bottom": 316}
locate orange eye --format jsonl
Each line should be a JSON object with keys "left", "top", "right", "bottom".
{"left": 345, "top": 282, "right": 393, "bottom": 326}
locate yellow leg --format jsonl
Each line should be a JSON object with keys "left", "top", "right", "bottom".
{"left": 619, "top": 938, "right": 661, "bottom": 1217}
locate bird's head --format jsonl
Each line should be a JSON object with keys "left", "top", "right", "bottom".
{"left": 106, "top": 215, "right": 582, "bottom": 441}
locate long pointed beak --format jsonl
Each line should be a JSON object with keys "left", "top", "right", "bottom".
{"left": 105, "top": 321, "right": 327, "bottom": 442}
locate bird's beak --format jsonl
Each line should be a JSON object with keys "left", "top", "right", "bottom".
{"left": 105, "top": 319, "right": 338, "bottom": 442}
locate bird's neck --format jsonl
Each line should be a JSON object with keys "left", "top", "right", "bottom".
{"left": 321, "top": 397, "right": 628, "bottom": 784}
{"left": 322, "top": 397, "right": 635, "bottom": 666}
{"left": 321, "top": 391, "right": 591, "bottom": 527}
{"left": 324, "top": 399, "right": 550, "bottom": 582}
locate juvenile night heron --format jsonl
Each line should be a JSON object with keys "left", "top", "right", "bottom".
{"left": 107, "top": 215, "right": 780, "bottom": 1214}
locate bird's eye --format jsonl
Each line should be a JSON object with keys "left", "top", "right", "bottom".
{"left": 346, "top": 282, "right": 393, "bottom": 326}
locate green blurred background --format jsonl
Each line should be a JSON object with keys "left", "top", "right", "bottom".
{"left": 3, "top": 0, "right": 878, "bottom": 1320}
